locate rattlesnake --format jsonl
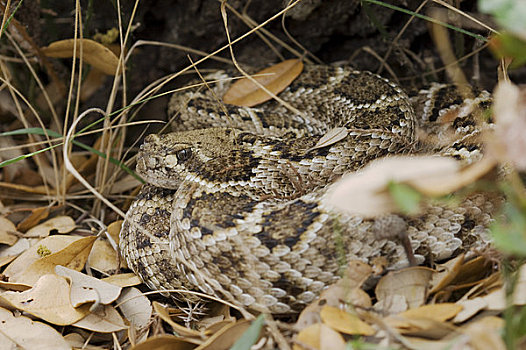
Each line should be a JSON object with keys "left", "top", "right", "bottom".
{"left": 119, "top": 65, "right": 496, "bottom": 313}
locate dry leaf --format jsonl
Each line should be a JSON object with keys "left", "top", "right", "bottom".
{"left": 101, "top": 273, "right": 142, "bottom": 287}
{"left": 328, "top": 156, "right": 460, "bottom": 216}
{"left": 153, "top": 301, "right": 203, "bottom": 338}
{"left": 87, "top": 239, "right": 120, "bottom": 274}
{"left": 320, "top": 305, "right": 375, "bottom": 336}
{"left": 296, "top": 260, "right": 372, "bottom": 330}
{"left": 80, "top": 69, "right": 107, "bottom": 101}
{"left": 130, "top": 335, "right": 196, "bottom": 350}
{"left": 453, "top": 297, "right": 488, "bottom": 323}
{"left": 387, "top": 303, "right": 463, "bottom": 329}
{"left": 55, "top": 265, "right": 122, "bottom": 307}
{"left": 194, "top": 319, "right": 251, "bottom": 350}
{"left": 24, "top": 216, "right": 76, "bottom": 238}
{"left": 223, "top": 59, "right": 303, "bottom": 107}
{"left": 0, "top": 306, "right": 71, "bottom": 350}
{"left": 73, "top": 304, "right": 128, "bottom": 333}
{"left": 107, "top": 220, "right": 123, "bottom": 244}
{"left": 462, "top": 316, "right": 506, "bottom": 350}
{"left": 319, "top": 323, "right": 346, "bottom": 350}
{"left": 3, "top": 235, "right": 97, "bottom": 286}
{"left": 492, "top": 81, "right": 526, "bottom": 171}
{"left": 307, "top": 127, "right": 349, "bottom": 152}
{"left": 41, "top": 39, "right": 120, "bottom": 75}
{"left": 429, "top": 254, "right": 465, "bottom": 294}
{"left": 293, "top": 323, "right": 346, "bottom": 350}
{"left": 117, "top": 287, "right": 152, "bottom": 331}
{"left": 2, "top": 235, "right": 85, "bottom": 280}
{"left": 375, "top": 267, "right": 434, "bottom": 312}
{"left": 0, "top": 274, "right": 90, "bottom": 325}
{"left": 16, "top": 206, "right": 51, "bottom": 232}
{"left": 0, "top": 217, "right": 18, "bottom": 245}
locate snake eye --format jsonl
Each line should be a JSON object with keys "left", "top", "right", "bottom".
{"left": 176, "top": 148, "right": 192, "bottom": 162}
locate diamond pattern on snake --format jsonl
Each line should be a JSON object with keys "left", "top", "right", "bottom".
{"left": 120, "top": 65, "right": 496, "bottom": 314}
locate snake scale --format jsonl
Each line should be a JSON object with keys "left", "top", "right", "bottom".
{"left": 120, "top": 65, "right": 497, "bottom": 313}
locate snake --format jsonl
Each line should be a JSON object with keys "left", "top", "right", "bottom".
{"left": 119, "top": 65, "right": 497, "bottom": 314}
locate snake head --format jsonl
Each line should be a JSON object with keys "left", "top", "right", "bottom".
{"left": 136, "top": 127, "right": 249, "bottom": 189}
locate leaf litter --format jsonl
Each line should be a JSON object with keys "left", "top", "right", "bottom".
{"left": 1, "top": 7, "right": 525, "bottom": 349}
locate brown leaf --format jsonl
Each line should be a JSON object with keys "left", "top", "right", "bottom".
{"left": 0, "top": 217, "right": 18, "bottom": 245}
{"left": 153, "top": 301, "right": 203, "bottom": 339}
{"left": 319, "top": 323, "right": 346, "bottom": 350}
{"left": 293, "top": 323, "right": 347, "bottom": 350}
{"left": 194, "top": 319, "right": 251, "bottom": 350}
{"left": 87, "top": 239, "right": 120, "bottom": 274}
{"left": 3, "top": 235, "right": 97, "bottom": 286}
{"left": 307, "top": 127, "right": 348, "bottom": 152}
{"left": 24, "top": 216, "right": 76, "bottom": 238}
{"left": 328, "top": 156, "right": 460, "bottom": 217}
{"left": 55, "top": 265, "right": 122, "bottom": 307}
{"left": 117, "top": 287, "right": 152, "bottom": 331}
{"left": 16, "top": 206, "right": 51, "bottom": 232}
{"left": 41, "top": 38, "right": 120, "bottom": 75}
{"left": 391, "top": 303, "right": 463, "bottom": 328}
{"left": 0, "top": 306, "right": 71, "bottom": 350}
{"left": 73, "top": 304, "right": 128, "bottom": 333}
{"left": 130, "top": 335, "right": 196, "bottom": 350}
{"left": 223, "top": 59, "right": 303, "bottom": 107}
{"left": 320, "top": 305, "right": 375, "bottom": 336}
{"left": 0, "top": 274, "right": 90, "bottom": 325}
{"left": 375, "top": 266, "right": 435, "bottom": 312}
{"left": 101, "top": 273, "right": 142, "bottom": 287}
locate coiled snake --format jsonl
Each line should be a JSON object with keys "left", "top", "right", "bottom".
{"left": 120, "top": 65, "right": 496, "bottom": 313}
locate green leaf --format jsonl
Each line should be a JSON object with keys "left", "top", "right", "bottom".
{"left": 489, "top": 33, "right": 526, "bottom": 68}
{"left": 479, "top": 0, "right": 526, "bottom": 34}
{"left": 491, "top": 203, "right": 526, "bottom": 257}
{"left": 229, "top": 315, "right": 265, "bottom": 350}
{"left": 387, "top": 181, "right": 421, "bottom": 215}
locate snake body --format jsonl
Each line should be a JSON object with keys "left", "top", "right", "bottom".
{"left": 120, "top": 65, "right": 496, "bottom": 313}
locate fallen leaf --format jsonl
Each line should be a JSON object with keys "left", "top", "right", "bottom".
{"left": 375, "top": 266, "right": 434, "bottom": 311}
{"left": 320, "top": 305, "right": 375, "bottom": 336}
{"left": 55, "top": 265, "right": 122, "bottom": 307}
{"left": 87, "top": 239, "right": 120, "bottom": 274}
{"left": 462, "top": 316, "right": 506, "bottom": 350}
{"left": 293, "top": 323, "right": 346, "bottom": 350}
{"left": 328, "top": 156, "right": 460, "bottom": 216}
{"left": 80, "top": 68, "right": 107, "bottom": 101}
{"left": 223, "top": 59, "right": 303, "bottom": 107}
{"left": 106, "top": 220, "right": 123, "bottom": 244}
{"left": 41, "top": 38, "right": 120, "bottom": 75}
{"left": 73, "top": 304, "right": 128, "bottom": 333}
{"left": 319, "top": 323, "right": 346, "bottom": 350}
{"left": 101, "top": 273, "right": 142, "bottom": 287}
{"left": 453, "top": 297, "right": 488, "bottom": 323}
{"left": 16, "top": 206, "right": 51, "bottom": 232}
{"left": 429, "top": 254, "right": 465, "bottom": 294}
{"left": 0, "top": 274, "right": 90, "bottom": 325}
{"left": 307, "top": 127, "right": 348, "bottom": 152}
{"left": 153, "top": 301, "right": 203, "bottom": 338}
{"left": 0, "top": 217, "right": 18, "bottom": 245}
{"left": 0, "top": 237, "right": 30, "bottom": 259}
{"left": 129, "top": 335, "right": 196, "bottom": 350}
{"left": 387, "top": 303, "right": 463, "bottom": 329}
{"left": 24, "top": 216, "right": 76, "bottom": 238}
{"left": 194, "top": 319, "right": 251, "bottom": 350}
{"left": 0, "top": 306, "right": 71, "bottom": 350}
{"left": 296, "top": 260, "right": 372, "bottom": 330}
{"left": 117, "top": 287, "right": 152, "bottom": 331}
{"left": 3, "top": 235, "right": 97, "bottom": 286}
